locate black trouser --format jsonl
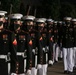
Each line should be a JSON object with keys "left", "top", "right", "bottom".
{"left": 17, "top": 56, "right": 24, "bottom": 74}
{"left": 48, "top": 42, "right": 53, "bottom": 61}
{"left": 0, "top": 59, "right": 8, "bottom": 75}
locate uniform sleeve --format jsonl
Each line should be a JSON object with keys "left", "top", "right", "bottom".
{"left": 10, "top": 32, "right": 19, "bottom": 73}
{"left": 26, "top": 34, "right": 32, "bottom": 69}
{"left": 10, "top": 32, "right": 18, "bottom": 61}
{"left": 27, "top": 34, "right": 32, "bottom": 57}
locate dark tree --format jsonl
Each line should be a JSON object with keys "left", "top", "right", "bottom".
{"left": 0, "top": 0, "right": 21, "bottom": 13}
{"left": 60, "top": 2, "right": 76, "bottom": 19}
{"left": 1, "top": 0, "right": 76, "bottom": 19}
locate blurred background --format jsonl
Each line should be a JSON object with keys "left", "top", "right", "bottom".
{"left": 0, "top": 0, "right": 76, "bottom": 20}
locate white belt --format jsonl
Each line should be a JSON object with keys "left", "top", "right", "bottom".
{"left": 11, "top": 73, "right": 25, "bottom": 75}
{"left": 17, "top": 52, "right": 24, "bottom": 56}
{"left": 32, "top": 49, "right": 35, "bottom": 54}
{"left": 0, "top": 55, "right": 7, "bottom": 59}
{"left": 43, "top": 47, "right": 46, "bottom": 52}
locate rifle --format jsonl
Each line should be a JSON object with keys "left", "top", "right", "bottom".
{"left": 0, "top": 1, "right": 1, "bottom": 10}
{"left": 8, "top": 4, "right": 13, "bottom": 29}
{"left": 34, "top": 8, "right": 37, "bottom": 17}
{"left": 26, "top": 5, "right": 31, "bottom": 16}
{"left": 0, "top": 1, "right": 1, "bottom": 6}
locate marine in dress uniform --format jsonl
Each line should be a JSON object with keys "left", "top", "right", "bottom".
{"left": 10, "top": 14, "right": 28, "bottom": 75}
{"left": 62, "top": 17, "right": 74, "bottom": 74}
{"left": 41, "top": 18, "right": 48, "bottom": 75}
{"left": 46, "top": 19, "right": 54, "bottom": 66}
{"left": 57, "top": 21, "right": 63, "bottom": 60}
{"left": 0, "top": 11, "right": 18, "bottom": 75}
{"left": 71, "top": 19, "right": 76, "bottom": 70}
{"left": 43, "top": 20, "right": 49, "bottom": 65}
{"left": 22, "top": 15, "right": 35, "bottom": 75}
{"left": 35, "top": 18, "right": 46, "bottom": 75}
{"left": 30, "top": 21, "right": 37, "bottom": 75}
{"left": 53, "top": 21, "right": 59, "bottom": 63}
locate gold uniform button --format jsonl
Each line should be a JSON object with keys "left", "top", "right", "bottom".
{"left": 41, "top": 56, "right": 42, "bottom": 58}
{"left": 4, "top": 42, "right": 6, "bottom": 43}
{"left": 30, "top": 64, "right": 32, "bottom": 67}
{"left": 21, "top": 41, "right": 23, "bottom": 42}
{"left": 16, "top": 71, "right": 18, "bottom": 74}
{"left": 16, "top": 67, "right": 18, "bottom": 70}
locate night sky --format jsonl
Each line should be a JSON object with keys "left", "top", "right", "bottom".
{"left": 23, "top": 0, "right": 76, "bottom": 6}
{"left": 22, "top": 0, "right": 76, "bottom": 5}
{"left": 61, "top": 0, "right": 76, "bottom": 2}
{"left": 22, "top": 0, "right": 76, "bottom": 9}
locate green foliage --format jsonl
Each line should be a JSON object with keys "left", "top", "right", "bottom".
{"left": 1, "top": 0, "right": 76, "bottom": 19}
{"left": 49, "top": 0, "right": 61, "bottom": 20}
{"left": 60, "top": 2, "right": 76, "bottom": 19}
{"left": 42, "top": 0, "right": 61, "bottom": 20}
{"left": 11, "top": 0, "right": 21, "bottom": 13}
{"left": 42, "top": 0, "right": 76, "bottom": 20}
{"left": 0, "top": 0, "right": 21, "bottom": 13}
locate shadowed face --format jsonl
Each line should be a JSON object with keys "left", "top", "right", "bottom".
{"left": 14, "top": 20, "right": 21, "bottom": 31}
{"left": 48, "top": 22, "right": 53, "bottom": 25}
{"left": 26, "top": 21, "right": 34, "bottom": 31}
{"left": 38, "top": 23, "right": 45, "bottom": 31}
{"left": 65, "top": 20, "right": 71, "bottom": 24}
{"left": 0, "top": 17, "right": 4, "bottom": 29}
{"left": 73, "top": 21, "right": 76, "bottom": 25}
{"left": 26, "top": 21, "right": 34, "bottom": 25}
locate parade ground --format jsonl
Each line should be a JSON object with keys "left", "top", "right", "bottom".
{"left": 47, "top": 60, "right": 76, "bottom": 75}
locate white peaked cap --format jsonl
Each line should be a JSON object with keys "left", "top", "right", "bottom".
{"left": 11, "top": 13, "right": 23, "bottom": 19}
{"left": 40, "top": 18, "right": 46, "bottom": 22}
{"left": 36, "top": 18, "right": 45, "bottom": 23}
{"left": 71, "top": 19, "right": 76, "bottom": 22}
{"left": 22, "top": 15, "right": 35, "bottom": 21}
{"left": 64, "top": 17, "right": 72, "bottom": 20}
{"left": 54, "top": 21, "right": 58, "bottom": 23}
{"left": 47, "top": 19, "right": 54, "bottom": 22}
{"left": 58, "top": 21, "right": 62, "bottom": 23}
{"left": 0, "top": 11, "right": 7, "bottom": 16}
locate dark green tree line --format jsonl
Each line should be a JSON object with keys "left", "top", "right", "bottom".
{"left": 42, "top": 0, "right": 76, "bottom": 20}
{"left": 0, "top": 0, "right": 21, "bottom": 14}
{"left": 0, "top": 0, "right": 76, "bottom": 19}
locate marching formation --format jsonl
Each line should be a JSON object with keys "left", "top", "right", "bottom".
{"left": 0, "top": 10, "right": 76, "bottom": 75}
